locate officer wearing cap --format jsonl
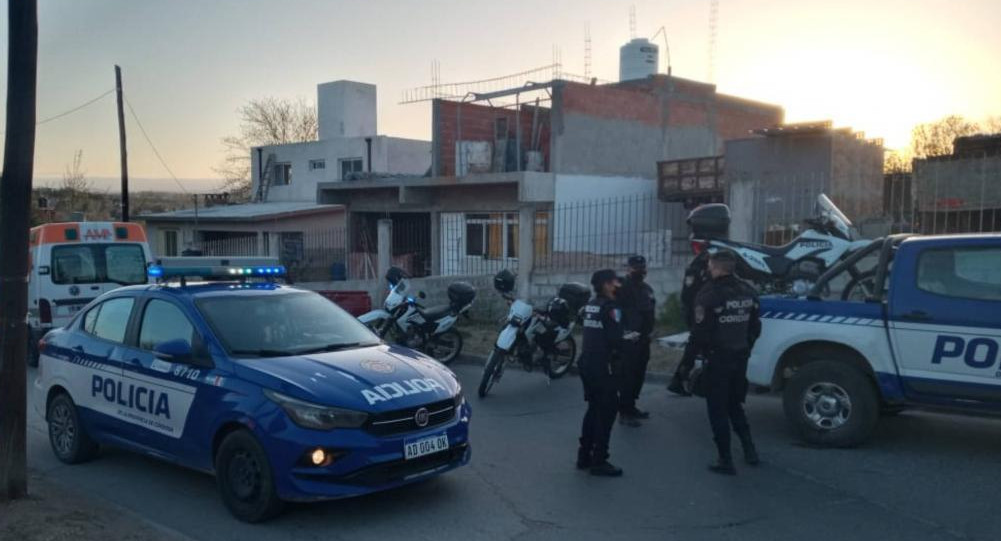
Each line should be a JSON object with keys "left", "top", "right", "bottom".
{"left": 690, "top": 250, "right": 761, "bottom": 475}
{"left": 577, "top": 269, "right": 637, "bottom": 477}
{"left": 617, "top": 255, "right": 656, "bottom": 425}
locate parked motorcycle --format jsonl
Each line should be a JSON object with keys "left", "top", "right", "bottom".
{"left": 358, "top": 267, "right": 476, "bottom": 365}
{"left": 688, "top": 194, "right": 873, "bottom": 297}
{"left": 478, "top": 270, "right": 591, "bottom": 398}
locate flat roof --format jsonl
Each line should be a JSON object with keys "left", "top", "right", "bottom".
{"left": 138, "top": 201, "right": 342, "bottom": 223}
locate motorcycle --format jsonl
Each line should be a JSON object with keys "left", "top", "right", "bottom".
{"left": 689, "top": 193, "right": 873, "bottom": 296}
{"left": 358, "top": 267, "right": 475, "bottom": 365}
{"left": 477, "top": 270, "right": 591, "bottom": 398}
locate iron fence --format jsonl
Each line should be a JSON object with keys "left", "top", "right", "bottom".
{"left": 533, "top": 194, "right": 689, "bottom": 272}
{"left": 200, "top": 228, "right": 353, "bottom": 282}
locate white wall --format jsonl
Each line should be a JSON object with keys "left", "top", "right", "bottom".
{"left": 252, "top": 136, "right": 431, "bottom": 203}
{"left": 318, "top": 81, "right": 376, "bottom": 140}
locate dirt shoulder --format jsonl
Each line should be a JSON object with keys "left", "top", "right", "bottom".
{"left": 0, "top": 472, "right": 189, "bottom": 541}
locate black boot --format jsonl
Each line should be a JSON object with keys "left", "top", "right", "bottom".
{"left": 739, "top": 434, "right": 760, "bottom": 466}
{"left": 576, "top": 447, "right": 592, "bottom": 470}
{"left": 708, "top": 457, "right": 737, "bottom": 476}
{"left": 625, "top": 407, "right": 650, "bottom": 419}
{"left": 618, "top": 413, "right": 642, "bottom": 427}
{"left": 590, "top": 460, "right": 624, "bottom": 477}
{"left": 667, "top": 374, "right": 691, "bottom": 397}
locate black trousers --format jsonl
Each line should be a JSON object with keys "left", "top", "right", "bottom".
{"left": 619, "top": 338, "right": 650, "bottom": 413}
{"left": 580, "top": 371, "right": 618, "bottom": 462}
{"left": 673, "top": 339, "right": 699, "bottom": 382}
{"left": 704, "top": 353, "right": 752, "bottom": 460}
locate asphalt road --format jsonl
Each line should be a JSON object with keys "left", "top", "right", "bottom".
{"left": 26, "top": 363, "right": 1001, "bottom": 541}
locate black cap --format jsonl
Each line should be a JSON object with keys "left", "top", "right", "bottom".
{"left": 627, "top": 255, "right": 647, "bottom": 268}
{"left": 590, "top": 269, "right": 619, "bottom": 290}
{"left": 709, "top": 249, "right": 738, "bottom": 263}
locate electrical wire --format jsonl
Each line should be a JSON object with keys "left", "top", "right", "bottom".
{"left": 123, "top": 97, "right": 189, "bottom": 194}
{"left": 36, "top": 89, "right": 115, "bottom": 125}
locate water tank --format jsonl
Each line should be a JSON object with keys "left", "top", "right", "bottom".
{"left": 619, "top": 38, "right": 659, "bottom": 82}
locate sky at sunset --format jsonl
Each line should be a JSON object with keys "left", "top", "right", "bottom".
{"left": 1, "top": 0, "right": 1000, "bottom": 192}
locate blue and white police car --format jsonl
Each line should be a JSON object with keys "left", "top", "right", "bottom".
{"left": 34, "top": 257, "right": 471, "bottom": 522}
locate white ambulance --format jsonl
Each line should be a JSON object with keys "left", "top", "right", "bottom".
{"left": 28, "top": 222, "right": 153, "bottom": 365}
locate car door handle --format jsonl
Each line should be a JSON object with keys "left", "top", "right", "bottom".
{"left": 90, "top": 286, "right": 100, "bottom": 291}
{"left": 901, "top": 310, "right": 931, "bottom": 322}
{"left": 72, "top": 345, "right": 84, "bottom": 353}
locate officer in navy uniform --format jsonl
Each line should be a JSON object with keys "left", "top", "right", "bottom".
{"left": 690, "top": 250, "right": 761, "bottom": 475}
{"left": 577, "top": 269, "right": 638, "bottom": 477}
{"left": 668, "top": 251, "right": 711, "bottom": 396}
{"left": 617, "top": 255, "right": 656, "bottom": 425}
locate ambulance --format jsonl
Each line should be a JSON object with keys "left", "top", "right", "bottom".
{"left": 28, "top": 222, "right": 153, "bottom": 365}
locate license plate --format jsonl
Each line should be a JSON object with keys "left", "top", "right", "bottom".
{"left": 404, "top": 434, "right": 449, "bottom": 460}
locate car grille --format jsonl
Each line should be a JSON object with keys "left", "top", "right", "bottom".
{"left": 339, "top": 444, "right": 468, "bottom": 487}
{"left": 364, "top": 396, "right": 459, "bottom": 437}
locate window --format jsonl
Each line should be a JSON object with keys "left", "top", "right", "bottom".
{"left": 309, "top": 159, "right": 326, "bottom": 171}
{"left": 86, "top": 297, "right": 135, "bottom": 343}
{"left": 340, "top": 158, "right": 364, "bottom": 180}
{"left": 139, "top": 300, "right": 195, "bottom": 351}
{"left": 917, "top": 247, "right": 1001, "bottom": 301}
{"left": 465, "top": 215, "right": 487, "bottom": 257}
{"left": 273, "top": 163, "right": 291, "bottom": 186}
{"left": 52, "top": 244, "right": 147, "bottom": 286}
{"left": 464, "top": 213, "right": 518, "bottom": 259}
{"left": 163, "top": 230, "right": 178, "bottom": 257}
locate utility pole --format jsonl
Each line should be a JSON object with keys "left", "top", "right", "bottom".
{"left": 0, "top": 0, "right": 38, "bottom": 502}
{"left": 115, "top": 65, "right": 130, "bottom": 222}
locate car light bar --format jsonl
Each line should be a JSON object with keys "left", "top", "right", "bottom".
{"left": 148, "top": 257, "right": 285, "bottom": 280}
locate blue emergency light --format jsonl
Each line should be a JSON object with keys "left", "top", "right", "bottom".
{"left": 148, "top": 257, "right": 285, "bottom": 283}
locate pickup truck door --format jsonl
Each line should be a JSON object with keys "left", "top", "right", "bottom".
{"left": 888, "top": 241, "right": 1001, "bottom": 405}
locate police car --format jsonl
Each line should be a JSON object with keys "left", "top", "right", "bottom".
{"left": 742, "top": 234, "right": 1001, "bottom": 447}
{"left": 35, "top": 257, "right": 471, "bottom": 522}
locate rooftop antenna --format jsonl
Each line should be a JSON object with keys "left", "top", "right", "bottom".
{"left": 651, "top": 26, "right": 672, "bottom": 76}
{"left": 629, "top": 5, "right": 637, "bottom": 39}
{"left": 708, "top": 0, "right": 719, "bottom": 83}
{"left": 431, "top": 59, "right": 441, "bottom": 98}
{"left": 584, "top": 23, "right": 592, "bottom": 79}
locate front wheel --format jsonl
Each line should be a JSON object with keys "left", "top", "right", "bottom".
{"left": 547, "top": 337, "right": 577, "bottom": 379}
{"left": 842, "top": 270, "right": 877, "bottom": 301}
{"left": 427, "top": 329, "right": 463, "bottom": 365}
{"left": 215, "top": 430, "right": 285, "bottom": 523}
{"left": 478, "top": 349, "right": 506, "bottom": 398}
{"left": 782, "top": 360, "right": 879, "bottom": 448}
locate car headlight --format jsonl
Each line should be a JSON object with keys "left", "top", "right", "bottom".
{"left": 264, "top": 389, "right": 368, "bottom": 430}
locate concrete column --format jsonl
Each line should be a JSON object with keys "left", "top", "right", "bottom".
{"left": 267, "top": 232, "right": 280, "bottom": 258}
{"left": 517, "top": 205, "right": 535, "bottom": 298}
{"left": 429, "top": 211, "right": 441, "bottom": 276}
{"left": 377, "top": 219, "right": 393, "bottom": 280}
{"left": 256, "top": 231, "right": 266, "bottom": 256}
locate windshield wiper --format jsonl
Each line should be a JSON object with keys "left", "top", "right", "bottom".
{"left": 296, "top": 342, "right": 374, "bottom": 355}
{"left": 231, "top": 349, "right": 296, "bottom": 358}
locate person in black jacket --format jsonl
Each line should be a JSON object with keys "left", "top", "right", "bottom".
{"left": 690, "top": 250, "right": 761, "bottom": 475}
{"left": 577, "top": 269, "right": 638, "bottom": 477}
{"left": 668, "top": 250, "right": 710, "bottom": 396}
{"left": 618, "top": 255, "right": 656, "bottom": 425}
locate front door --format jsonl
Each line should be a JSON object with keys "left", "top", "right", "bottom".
{"left": 889, "top": 243, "right": 1001, "bottom": 405}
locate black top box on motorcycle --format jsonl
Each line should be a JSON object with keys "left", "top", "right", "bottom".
{"left": 687, "top": 203, "right": 730, "bottom": 238}
{"left": 558, "top": 282, "right": 591, "bottom": 312}
{"left": 385, "top": 266, "right": 407, "bottom": 286}
{"left": 547, "top": 297, "right": 572, "bottom": 327}
{"left": 493, "top": 269, "right": 516, "bottom": 294}
{"left": 447, "top": 282, "right": 476, "bottom": 309}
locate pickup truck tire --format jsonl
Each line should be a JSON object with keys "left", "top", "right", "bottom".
{"left": 842, "top": 271, "right": 877, "bottom": 302}
{"left": 783, "top": 360, "right": 879, "bottom": 448}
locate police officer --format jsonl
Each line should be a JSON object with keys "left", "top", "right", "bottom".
{"left": 668, "top": 251, "right": 711, "bottom": 396}
{"left": 618, "top": 255, "right": 656, "bottom": 425}
{"left": 690, "top": 250, "right": 761, "bottom": 475}
{"left": 577, "top": 269, "right": 638, "bottom": 477}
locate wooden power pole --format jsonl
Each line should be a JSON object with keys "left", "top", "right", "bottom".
{"left": 115, "top": 64, "right": 130, "bottom": 222}
{"left": 0, "top": 0, "right": 38, "bottom": 501}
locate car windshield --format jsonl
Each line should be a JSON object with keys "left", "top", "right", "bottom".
{"left": 196, "top": 291, "right": 380, "bottom": 357}
{"left": 51, "top": 243, "right": 147, "bottom": 286}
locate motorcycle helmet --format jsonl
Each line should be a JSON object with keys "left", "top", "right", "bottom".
{"left": 493, "top": 269, "right": 516, "bottom": 294}
{"left": 546, "top": 297, "right": 571, "bottom": 327}
{"left": 385, "top": 266, "right": 407, "bottom": 286}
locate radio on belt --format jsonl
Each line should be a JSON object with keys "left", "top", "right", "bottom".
{"left": 148, "top": 256, "right": 286, "bottom": 282}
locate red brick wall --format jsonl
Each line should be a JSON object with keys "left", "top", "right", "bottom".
{"left": 435, "top": 100, "right": 550, "bottom": 177}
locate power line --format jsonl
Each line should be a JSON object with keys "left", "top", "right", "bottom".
{"left": 123, "top": 97, "right": 189, "bottom": 194}
{"left": 36, "top": 89, "right": 115, "bottom": 125}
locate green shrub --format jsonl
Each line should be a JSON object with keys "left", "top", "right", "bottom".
{"left": 658, "top": 293, "right": 685, "bottom": 334}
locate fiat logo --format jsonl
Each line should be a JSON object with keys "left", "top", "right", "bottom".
{"left": 360, "top": 359, "right": 395, "bottom": 374}
{"left": 414, "top": 407, "right": 430, "bottom": 427}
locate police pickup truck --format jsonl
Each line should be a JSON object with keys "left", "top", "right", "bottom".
{"left": 748, "top": 234, "right": 1001, "bottom": 447}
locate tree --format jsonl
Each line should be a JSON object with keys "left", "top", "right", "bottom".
{"left": 58, "top": 150, "right": 91, "bottom": 212}
{"left": 215, "top": 97, "right": 318, "bottom": 200}
{"left": 883, "top": 149, "right": 912, "bottom": 174}
{"left": 981, "top": 115, "right": 1001, "bottom": 135}
{"left": 909, "top": 115, "right": 982, "bottom": 159}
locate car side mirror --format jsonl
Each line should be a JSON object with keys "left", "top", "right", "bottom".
{"left": 153, "top": 339, "right": 193, "bottom": 363}
{"left": 418, "top": 291, "right": 426, "bottom": 299}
